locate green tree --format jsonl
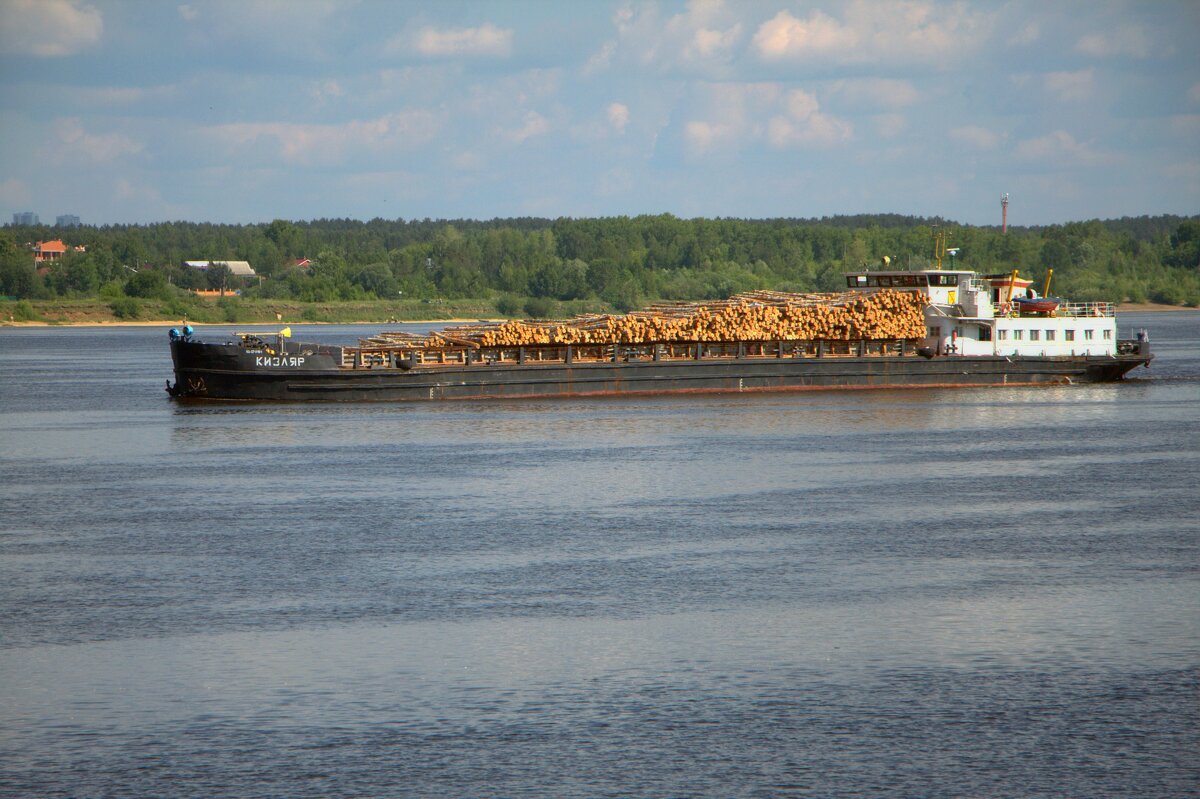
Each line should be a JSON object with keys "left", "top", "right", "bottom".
{"left": 1166, "top": 221, "right": 1200, "bottom": 269}
{"left": 0, "top": 252, "right": 37, "bottom": 298}
{"left": 125, "top": 268, "right": 171, "bottom": 299}
{"left": 530, "top": 258, "right": 589, "bottom": 299}
{"left": 45, "top": 255, "right": 99, "bottom": 296}
{"left": 205, "top": 263, "right": 233, "bottom": 292}
{"left": 352, "top": 263, "right": 399, "bottom": 298}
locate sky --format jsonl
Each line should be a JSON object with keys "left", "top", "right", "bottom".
{"left": 0, "top": 0, "right": 1197, "bottom": 227}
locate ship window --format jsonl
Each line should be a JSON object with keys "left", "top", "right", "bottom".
{"left": 1065, "top": 330, "right": 1075, "bottom": 341}
{"left": 1085, "top": 329, "right": 1094, "bottom": 340}
{"left": 877, "top": 275, "right": 893, "bottom": 286}
{"left": 1045, "top": 330, "right": 1055, "bottom": 341}
{"left": 979, "top": 326, "right": 992, "bottom": 342}
{"left": 927, "top": 326, "right": 940, "bottom": 338}
{"left": 848, "top": 275, "right": 867, "bottom": 287}
{"left": 931, "top": 274, "right": 958, "bottom": 287}
{"left": 1103, "top": 329, "right": 1112, "bottom": 339}
{"left": 1030, "top": 330, "right": 1040, "bottom": 341}
{"left": 998, "top": 329, "right": 1007, "bottom": 341}
{"left": 896, "top": 275, "right": 917, "bottom": 287}
{"left": 1013, "top": 330, "right": 1024, "bottom": 340}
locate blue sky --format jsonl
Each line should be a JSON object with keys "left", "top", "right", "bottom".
{"left": 1, "top": 0, "right": 1197, "bottom": 226}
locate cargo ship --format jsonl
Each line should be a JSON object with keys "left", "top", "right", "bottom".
{"left": 166, "top": 264, "right": 1152, "bottom": 402}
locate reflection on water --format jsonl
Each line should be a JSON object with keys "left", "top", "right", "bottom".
{"left": 0, "top": 314, "right": 1198, "bottom": 798}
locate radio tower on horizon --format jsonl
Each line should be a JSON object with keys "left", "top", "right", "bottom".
{"left": 1001, "top": 193, "right": 1009, "bottom": 234}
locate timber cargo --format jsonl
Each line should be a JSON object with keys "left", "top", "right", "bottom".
{"left": 166, "top": 266, "right": 1153, "bottom": 402}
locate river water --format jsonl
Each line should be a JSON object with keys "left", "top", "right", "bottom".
{"left": 1, "top": 313, "right": 1197, "bottom": 798}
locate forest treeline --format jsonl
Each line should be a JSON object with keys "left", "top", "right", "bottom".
{"left": 2, "top": 213, "right": 1198, "bottom": 317}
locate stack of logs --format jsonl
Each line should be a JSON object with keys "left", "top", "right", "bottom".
{"left": 369, "top": 289, "right": 927, "bottom": 350}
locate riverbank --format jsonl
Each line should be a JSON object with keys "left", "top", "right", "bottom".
{"left": 0, "top": 318, "right": 503, "bottom": 328}
{"left": 1, "top": 297, "right": 1194, "bottom": 327}
{"left": 0, "top": 297, "right": 502, "bottom": 325}
{"left": 0, "top": 297, "right": 606, "bottom": 327}
{"left": 1110, "top": 302, "right": 1200, "bottom": 312}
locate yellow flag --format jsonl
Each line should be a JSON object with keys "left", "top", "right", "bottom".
{"left": 280, "top": 327, "right": 291, "bottom": 337}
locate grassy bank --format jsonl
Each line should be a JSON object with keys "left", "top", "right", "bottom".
{"left": 0, "top": 296, "right": 616, "bottom": 326}
{"left": 2, "top": 295, "right": 1193, "bottom": 328}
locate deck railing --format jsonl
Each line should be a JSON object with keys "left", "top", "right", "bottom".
{"left": 336, "top": 339, "right": 921, "bottom": 369}
{"left": 991, "top": 301, "right": 1114, "bottom": 318}
{"left": 1058, "top": 301, "right": 1114, "bottom": 318}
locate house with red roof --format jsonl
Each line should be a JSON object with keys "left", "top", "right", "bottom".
{"left": 33, "top": 240, "right": 67, "bottom": 262}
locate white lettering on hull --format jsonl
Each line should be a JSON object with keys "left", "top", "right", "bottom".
{"left": 254, "top": 356, "right": 306, "bottom": 367}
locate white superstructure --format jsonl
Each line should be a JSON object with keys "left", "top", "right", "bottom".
{"left": 844, "top": 269, "right": 1119, "bottom": 357}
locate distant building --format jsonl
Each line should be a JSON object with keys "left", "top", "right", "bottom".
{"left": 31, "top": 240, "right": 86, "bottom": 262}
{"left": 56, "top": 214, "right": 81, "bottom": 228}
{"left": 33, "top": 240, "right": 68, "bottom": 262}
{"left": 184, "top": 260, "right": 257, "bottom": 277}
{"left": 293, "top": 258, "right": 312, "bottom": 269}
{"left": 13, "top": 211, "right": 39, "bottom": 226}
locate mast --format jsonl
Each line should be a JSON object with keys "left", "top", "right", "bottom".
{"left": 932, "top": 226, "right": 948, "bottom": 269}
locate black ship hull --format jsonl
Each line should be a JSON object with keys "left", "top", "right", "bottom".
{"left": 168, "top": 339, "right": 1152, "bottom": 402}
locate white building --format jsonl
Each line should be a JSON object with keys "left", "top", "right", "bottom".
{"left": 184, "top": 260, "right": 257, "bottom": 277}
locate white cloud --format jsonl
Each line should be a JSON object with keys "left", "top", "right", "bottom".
{"left": 1075, "top": 27, "right": 1153, "bottom": 59}
{"left": 950, "top": 126, "right": 1001, "bottom": 150}
{"left": 668, "top": 0, "right": 742, "bottom": 64}
{"left": 0, "top": 178, "right": 31, "bottom": 206}
{"left": 689, "top": 24, "right": 740, "bottom": 59}
{"left": 683, "top": 82, "right": 778, "bottom": 154}
{"left": 1008, "top": 21, "right": 1039, "bottom": 47}
{"left": 684, "top": 120, "right": 724, "bottom": 154}
{"left": 752, "top": 9, "right": 855, "bottom": 59}
{"left": 583, "top": 40, "right": 616, "bottom": 75}
{"left": 767, "top": 89, "right": 852, "bottom": 148}
{"left": 1044, "top": 69, "right": 1095, "bottom": 102}
{"left": 502, "top": 111, "right": 550, "bottom": 144}
{"left": 50, "top": 118, "right": 143, "bottom": 164}
{"left": 210, "top": 111, "right": 441, "bottom": 166}
{"left": 1014, "top": 130, "right": 1107, "bottom": 165}
{"left": 34, "top": 84, "right": 179, "bottom": 111}
{"left": 684, "top": 83, "right": 850, "bottom": 155}
{"left": 607, "top": 102, "right": 630, "bottom": 133}
{"left": 309, "top": 80, "right": 343, "bottom": 104}
{"left": 752, "top": 1, "right": 988, "bottom": 65}
{"left": 603, "top": 0, "right": 743, "bottom": 75}
{"left": 412, "top": 23, "right": 512, "bottom": 58}
{"left": 458, "top": 70, "right": 560, "bottom": 127}
{"left": 178, "top": 0, "right": 343, "bottom": 58}
{"left": 0, "top": 0, "right": 102, "bottom": 56}
{"left": 114, "top": 178, "right": 162, "bottom": 204}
